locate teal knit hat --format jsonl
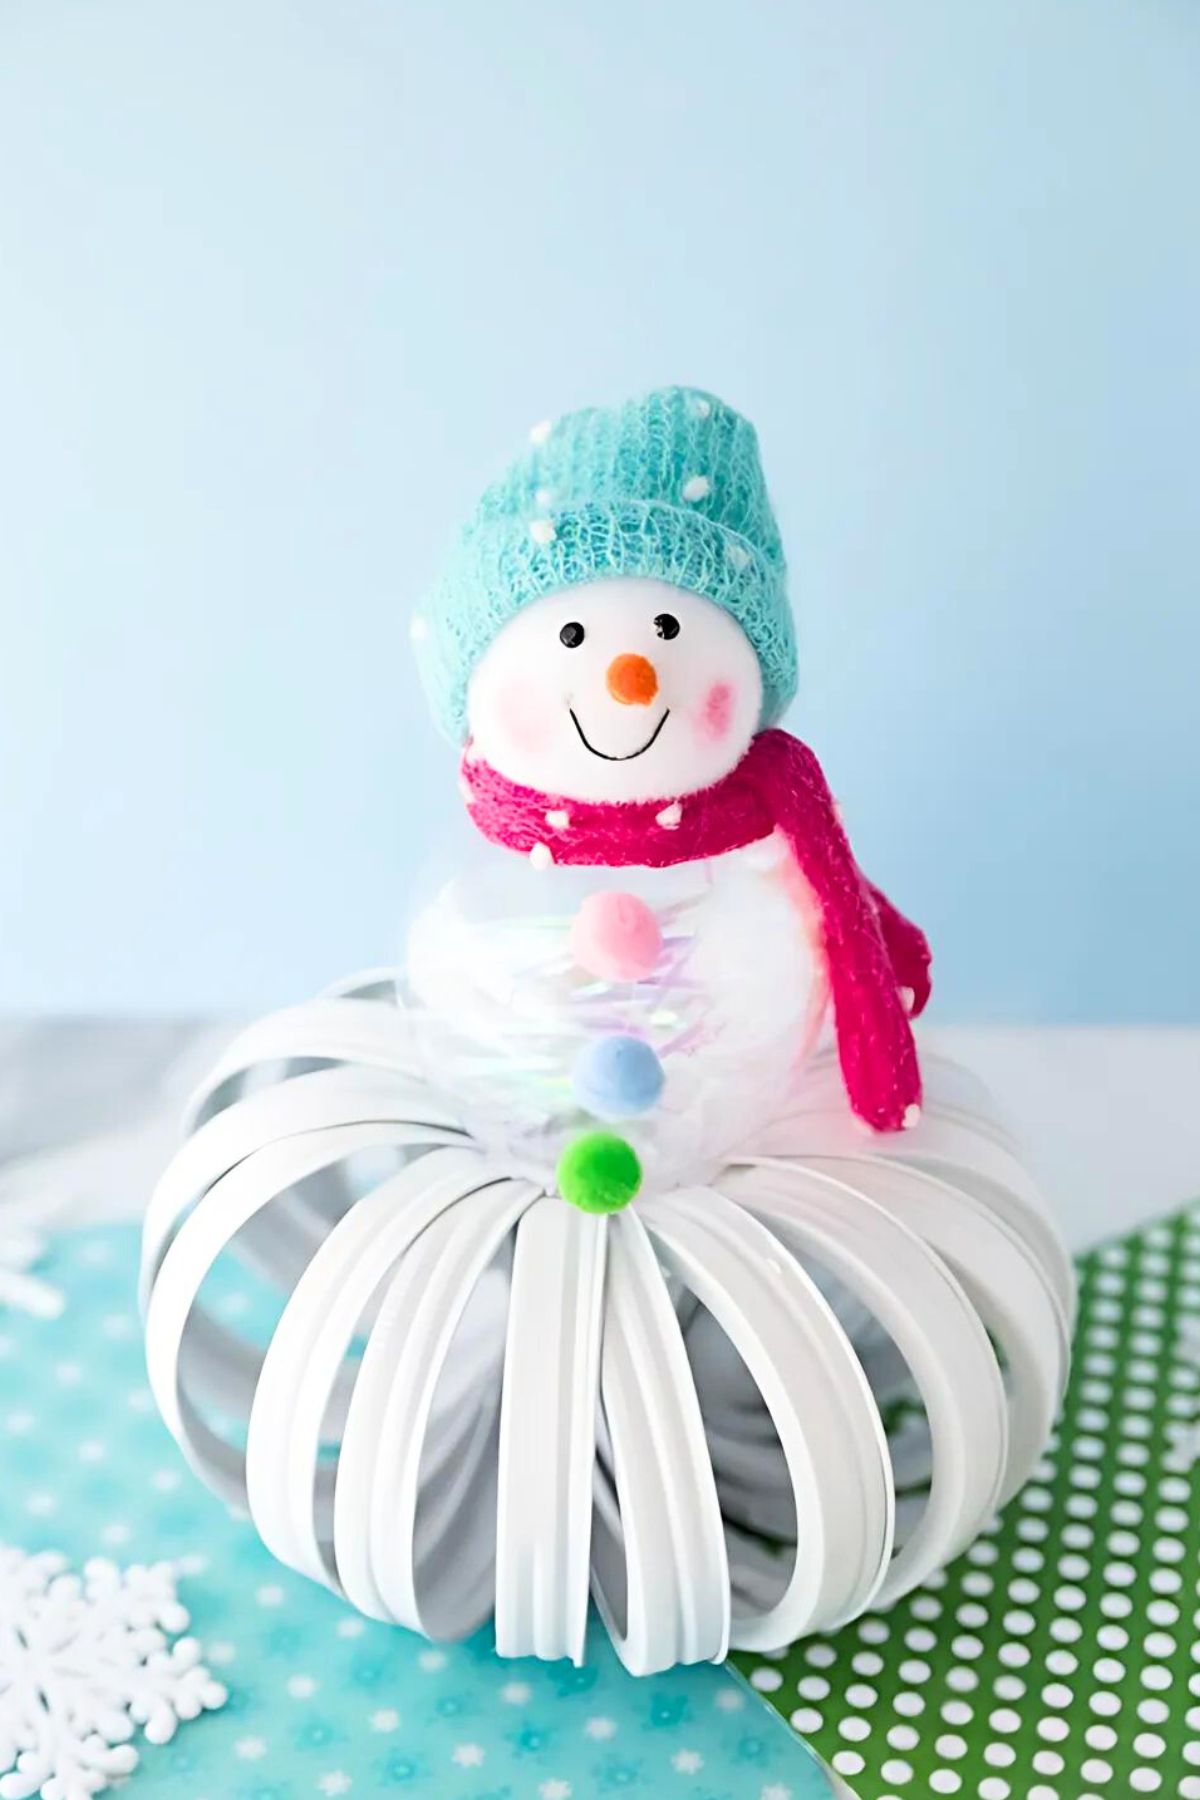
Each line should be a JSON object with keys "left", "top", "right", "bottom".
{"left": 414, "top": 386, "right": 797, "bottom": 741}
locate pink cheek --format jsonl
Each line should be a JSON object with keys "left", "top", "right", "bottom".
{"left": 696, "top": 680, "right": 734, "bottom": 743}
{"left": 494, "top": 678, "right": 557, "bottom": 756}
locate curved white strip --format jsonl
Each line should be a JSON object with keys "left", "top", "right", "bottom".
{"left": 695, "top": 1405, "right": 795, "bottom": 1541}
{"left": 905, "top": 1155, "right": 1075, "bottom": 1325}
{"left": 723, "top": 1162, "right": 1009, "bottom": 1606}
{"left": 144, "top": 1131, "right": 468, "bottom": 1479}
{"left": 747, "top": 1101, "right": 1034, "bottom": 1195}
{"left": 791, "top": 1153, "right": 1070, "bottom": 1502}
{"left": 243, "top": 1150, "right": 509, "bottom": 1591}
{"left": 494, "top": 1197, "right": 607, "bottom": 1665}
{"left": 141, "top": 1066, "right": 464, "bottom": 1304}
{"left": 183, "top": 998, "right": 431, "bottom": 1131}
{"left": 740, "top": 1105, "right": 1075, "bottom": 1325}
{"left": 640, "top": 1185, "right": 893, "bottom": 1648}
{"left": 338, "top": 1179, "right": 533, "bottom": 1636}
{"left": 591, "top": 1209, "right": 730, "bottom": 1674}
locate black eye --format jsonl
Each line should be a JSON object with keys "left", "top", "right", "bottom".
{"left": 559, "top": 621, "right": 585, "bottom": 648}
{"left": 654, "top": 613, "right": 680, "bottom": 640}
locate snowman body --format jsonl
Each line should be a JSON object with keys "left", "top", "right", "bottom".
{"left": 406, "top": 835, "right": 829, "bottom": 1196}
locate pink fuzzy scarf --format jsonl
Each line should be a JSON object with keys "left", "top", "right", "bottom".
{"left": 461, "top": 728, "right": 931, "bottom": 1134}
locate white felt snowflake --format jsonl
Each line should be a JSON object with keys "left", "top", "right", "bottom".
{"left": 0, "top": 1545, "right": 226, "bottom": 1800}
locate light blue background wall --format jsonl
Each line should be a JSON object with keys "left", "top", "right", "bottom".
{"left": 1, "top": 0, "right": 1196, "bottom": 1019}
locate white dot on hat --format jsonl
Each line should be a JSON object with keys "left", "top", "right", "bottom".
{"left": 681, "top": 474, "right": 711, "bottom": 502}
{"left": 545, "top": 809, "right": 570, "bottom": 830}
{"left": 529, "top": 518, "right": 557, "bottom": 546}
{"left": 535, "top": 486, "right": 554, "bottom": 508}
{"left": 656, "top": 802, "right": 683, "bottom": 829}
{"left": 529, "top": 843, "right": 554, "bottom": 869}
{"left": 726, "top": 541, "right": 751, "bottom": 569}
{"left": 410, "top": 615, "right": 428, "bottom": 641}
{"left": 691, "top": 396, "right": 712, "bottom": 418}
{"left": 529, "top": 419, "right": 552, "bottom": 444}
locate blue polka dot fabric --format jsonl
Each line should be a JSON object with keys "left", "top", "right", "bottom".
{"left": 0, "top": 1226, "right": 832, "bottom": 1800}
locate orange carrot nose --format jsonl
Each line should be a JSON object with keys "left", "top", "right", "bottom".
{"left": 606, "top": 653, "right": 659, "bottom": 705}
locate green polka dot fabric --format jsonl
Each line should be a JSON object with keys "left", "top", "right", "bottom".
{"left": 732, "top": 1202, "right": 1200, "bottom": 1798}
{"left": 0, "top": 1225, "right": 832, "bottom": 1800}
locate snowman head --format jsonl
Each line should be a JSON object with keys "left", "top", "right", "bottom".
{"left": 415, "top": 390, "right": 798, "bottom": 765}
{"left": 467, "top": 577, "right": 763, "bottom": 802}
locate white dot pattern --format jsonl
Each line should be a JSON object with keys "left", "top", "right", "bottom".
{"left": 736, "top": 1205, "right": 1200, "bottom": 1795}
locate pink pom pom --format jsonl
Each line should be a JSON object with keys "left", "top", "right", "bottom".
{"left": 570, "top": 891, "right": 662, "bottom": 983}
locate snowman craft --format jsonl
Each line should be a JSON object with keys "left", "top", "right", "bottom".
{"left": 142, "top": 389, "right": 1073, "bottom": 1675}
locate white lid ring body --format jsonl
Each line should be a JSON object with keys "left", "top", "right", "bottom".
{"left": 141, "top": 978, "right": 1073, "bottom": 1675}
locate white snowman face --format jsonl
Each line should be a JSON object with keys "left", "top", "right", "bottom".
{"left": 466, "top": 578, "right": 763, "bottom": 802}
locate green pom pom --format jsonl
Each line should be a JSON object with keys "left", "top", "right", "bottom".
{"left": 556, "top": 1130, "right": 642, "bottom": 1214}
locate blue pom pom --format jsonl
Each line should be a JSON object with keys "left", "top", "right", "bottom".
{"left": 571, "top": 1033, "right": 665, "bottom": 1121}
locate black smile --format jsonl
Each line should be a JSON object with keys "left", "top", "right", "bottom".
{"left": 569, "top": 708, "right": 670, "bottom": 761}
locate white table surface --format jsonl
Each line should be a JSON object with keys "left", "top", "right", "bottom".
{"left": 1, "top": 1019, "right": 1198, "bottom": 1249}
